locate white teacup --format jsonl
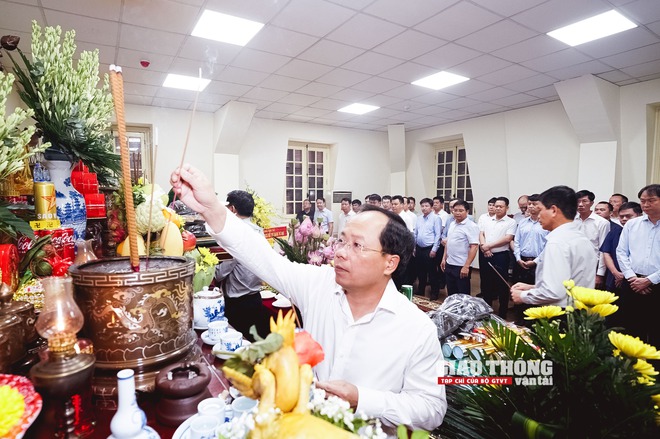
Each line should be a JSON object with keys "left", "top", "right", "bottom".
{"left": 219, "top": 332, "right": 243, "bottom": 352}
{"left": 197, "top": 397, "right": 225, "bottom": 425}
{"left": 190, "top": 414, "right": 218, "bottom": 439}
{"left": 207, "top": 320, "right": 228, "bottom": 342}
{"left": 232, "top": 396, "right": 257, "bottom": 417}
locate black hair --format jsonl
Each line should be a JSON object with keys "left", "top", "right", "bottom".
{"left": 528, "top": 193, "right": 540, "bottom": 202}
{"left": 576, "top": 190, "right": 595, "bottom": 202}
{"left": 382, "top": 195, "right": 392, "bottom": 201}
{"left": 226, "top": 190, "right": 255, "bottom": 217}
{"left": 619, "top": 201, "right": 642, "bottom": 215}
{"left": 610, "top": 193, "right": 628, "bottom": 203}
{"left": 638, "top": 184, "right": 660, "bottom": 198}
{"left": 407, "top": 196, "right": 416, "bottom": 203}
{"left": 420, "top": 197, "right": 433, "bottom": 206}
{"left": 368, "top": 194, "right": 382, "bottom": 202}
{"left": 433, "top": 195, "right": 445, "bottom": 204}
{"left": 453, "top": 200, "right": 470, "bottom": 211}
{"left": 596, "top": 201, "right": 613, "bottom": 212}
{"left": 495, "top": 196, "right": 510, "bottom": 206}
{"left": 316, "top": 197, "right": 326, "bottom": 203}
{"left": 391, "top": 195, "right": 404, "bottom": 204}
{"left": 352, "top": 199, "right": 362, "bottom": 206}
{"left": 341, "top": 197, "right": 351, "bottom": 203}
{"left": 488, "top": 197, "right": 497, "bottom": 204}
{"left": 539, "top": 186, "right": 577, "bottom": 220}
{"left": 361, "top": 205, "right": 414, "bottom": 285}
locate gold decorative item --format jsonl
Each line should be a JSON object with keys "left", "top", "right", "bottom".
{"left": 30, "top": 276, "right": 96, "bottom": 438}
{"left": 69, "top": 256, "right": 198, "bottom": 395}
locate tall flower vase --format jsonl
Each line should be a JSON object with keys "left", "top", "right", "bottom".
{"left": 109, "top": 369, "right": 160, "bottom": 439}
{"left": 45, "top": 160, "right": 87, "bottom": 241}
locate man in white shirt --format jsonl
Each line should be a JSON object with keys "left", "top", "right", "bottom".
{"left": 512, "top": 195, "right": 529, "bottom": 223}
{"left": 170, "top": 165, "right": 446, "bottom": 433}
{"left": 616, "top": 184, "right": 660, "bottom": 347}
{"left": 511, "top": 186, "right": 597, "bottom": 307}
{"left": 574, "top": 190, "right": 610, "bottom": 288}
{"left": 480, "top": 197, "right": 517, "bottom": 318}
{"left": 392, "top": 195, "right": 414, "bottom": 233}
{"left": 314, "top": 197, "right": 334, "bottom": 236}
{"left": 382, "top": 195, "right": 392, "bottom": 211}
{"left": 441, "top": 200, "right": 479, "bottom": 295}
{"left": 336, "top": 197, "right": 355, "bottom": 237}
{"left": 402, "top": 196, "right": 417, "bottom": 233}
{"left": 433, "top": 196, "right": 450, "bottom": 291}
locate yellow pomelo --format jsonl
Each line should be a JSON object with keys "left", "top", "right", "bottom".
{"left": 117, "top": 235, "right": 147, "bottom": 256}
{"left": 159, "top": 222, "right": 184, "bottom": 256}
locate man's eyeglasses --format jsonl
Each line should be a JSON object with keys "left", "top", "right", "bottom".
{"left": 335, "top": 238, "right": 384, "bottom": 255}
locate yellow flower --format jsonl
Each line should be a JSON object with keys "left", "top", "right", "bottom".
{"left": 568, "top": 286, "right": 618, "bottom": 306}
{"left": 609, "top": 331, "right": 660, "bottom": 360}
{"left": 565, "top": 305, "right": 574, "bottom": 312}
{"left": 634, "top": 359, "right": 659, "bottom": 378}
{"left": 0, "top": 385, "right": 25, "bottom": 437}
{"left": 563, "top": 279, "right": 575, "bottom": 290}
{"left": 589, "top": 304, "right": 619, "bottom": 317}
{"left": 574, "top": 300, "right": 587, "bottom": 310}
{"left": 524, "top": 306, "right": 566, "bottom": 320}
{"left": 637, "top": 374, "right": 656, "bottom": 386}
{"left": 652, "top": 394, "right": 660, "bottom": 405}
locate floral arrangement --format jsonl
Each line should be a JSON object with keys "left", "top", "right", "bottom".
{"left": 246, "top": 186, "right": 277, "bottom": 230}
{"left": 0, "top": 70, "right": 47, "bottom": 239}
{"left": 3, "top": 22, "right": 120, "bottom": 184}
{"left": 439, "top": 280, "right": 660, "bottom": 438}
{"left": 275, "top": 217, "right": 335, "bottom": 266}
{"left": 188, "top": 246, "right": 219, "bottom": 293}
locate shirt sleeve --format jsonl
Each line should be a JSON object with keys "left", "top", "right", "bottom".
{"left": 616, "top": 224, "right": 635, "bottom": 279}
{"left": 215, "top": 259, "right": 237, "bottom": 282}
{"left": 431, "top": 216, "right": 442, "bottom": 253}
{"left": 513, "top": 225, "right": 522, "bottom": 261}
{"left": 521, "top": 241, "right": 571, "bottom": 305}
{"left": 506, "top": 219, "right": 517, "bottom": 237}
{"left": 356, "top": 323, "right": 447, "bottom": 431}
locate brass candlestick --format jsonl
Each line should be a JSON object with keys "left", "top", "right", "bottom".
{"left": 30, "top": 277, "right": 95, "bottom": 438}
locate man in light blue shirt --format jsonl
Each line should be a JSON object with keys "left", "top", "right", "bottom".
{"left": 616, "top": 184, "right": 660, "bottom": 346}
{"left": 513, "top": 194, "right": 548, "bottom": 285}
{"left": 414, "top": 198, "right": 442, "bottom": 299}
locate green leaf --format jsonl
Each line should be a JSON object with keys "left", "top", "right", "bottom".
{"left": 0, "top": 203, "right": 34, "bottom": 239}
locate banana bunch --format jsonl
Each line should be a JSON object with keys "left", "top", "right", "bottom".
{"left": 222, "top": 310, "right": 356, "bottom": 438}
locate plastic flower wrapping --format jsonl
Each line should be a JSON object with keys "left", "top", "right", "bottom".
{"left": 275, "top": 217, "right": 335, "bottom": 266}
{"left": 439, "top": 280, "right": 660, "bottom": 438}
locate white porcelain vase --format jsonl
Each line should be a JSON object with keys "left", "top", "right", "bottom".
{"left": 45, "top": 159, "right": 87, "bottom": 240}
{"left": 109, "top": 368, "right": 160, "bottom": 439}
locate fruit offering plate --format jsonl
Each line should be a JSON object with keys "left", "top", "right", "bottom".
{"left": 0, "top": 374, "right": 43, "bottom": 439}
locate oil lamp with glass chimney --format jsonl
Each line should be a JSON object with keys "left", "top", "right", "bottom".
{"left": 30, "top": 276, "right": 95, "bottom": 438}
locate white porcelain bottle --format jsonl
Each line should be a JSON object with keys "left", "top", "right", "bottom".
{"left": 109, "top": 369, "right": 160, "bottom": 439}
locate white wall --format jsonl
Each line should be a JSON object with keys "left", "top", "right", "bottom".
{"left": 406, "top": 101, "right": 580, "bottom": 216}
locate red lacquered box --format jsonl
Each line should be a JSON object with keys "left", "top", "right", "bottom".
{"left": 85, "top": 193, "right": 106, "bottom": 218}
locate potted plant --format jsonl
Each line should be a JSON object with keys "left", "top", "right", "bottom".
{"left": 2, "top": 22, "right": 121, "bottom": 239}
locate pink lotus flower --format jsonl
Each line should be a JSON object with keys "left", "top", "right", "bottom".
{"left": 294, "top": 229, "right": 304, "bottom": 244}
{"left": 299, "top": 218, "right": 314, "bottom": 237}
{"left": 307, "top": 250, "right": 324, "bottom": 266}
{"left": 311, "top": 224, "right": 321, "bottom": 239}
{"left": 322, "top": 245, "right": 335, "bottom": 260}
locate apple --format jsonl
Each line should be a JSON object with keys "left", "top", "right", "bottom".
{"left": 182, "top": 230, "right": 197, "bottom": 252}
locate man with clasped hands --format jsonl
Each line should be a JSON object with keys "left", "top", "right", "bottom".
{"left": 170, "top": 164, "right": 446, "bottom": 435}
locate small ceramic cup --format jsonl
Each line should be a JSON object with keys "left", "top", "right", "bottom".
{"left": 197, "top": 397, "right": 225, "bottom": 425}
{"left": 220, "top": 332, "right": 243, "bottom": 352}
{"left": 207, "top": 320, "right": 228, "bottom": 342}
{"left": 231, "top": 396, "right": 257, "bottom": 418}
{"left": 190, "top": 414, "right": 218, "bottom": 439}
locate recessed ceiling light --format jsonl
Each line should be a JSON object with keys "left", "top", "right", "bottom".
{"left": 192, "top": 9, "right": 264, "bottom": 46}
{"left": 163, "top": 73, "right": 210, "bottom": 91}
{"left": 411, "top": 71, "right": 469, "bottom": 90}
{"left": 547, "top": 10, "right": 637, "bottom": 46}
{"left": 338, "top": 103, "right": 380, "bottom": 115}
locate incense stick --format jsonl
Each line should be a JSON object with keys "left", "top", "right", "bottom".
{"left": 109, "top": 65, "right": 140, "bottom": 272}
{"left": 488, "top": 261, "right": 511, "bottom": 289}
{"left": 145, "top": 133, "right": 158, "bottom": 271}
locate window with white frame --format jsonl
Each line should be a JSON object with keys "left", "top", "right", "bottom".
{"left": 434, "top": 138, "right": 473, "bottom": 211}
{"left": 285, "top": 141, "right": 328, "bottom": 216}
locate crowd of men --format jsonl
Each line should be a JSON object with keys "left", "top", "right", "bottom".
{"left": 297, "top": 185, "right": 659, "bottom": 347}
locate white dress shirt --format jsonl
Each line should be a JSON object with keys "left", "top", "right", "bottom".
{"left": 480, "top": 215, "right": 517, "bottom": 253}
{"left": 574, "top": 211, "right": 610, "bottom": 276}
{"left": 207, "top": 213, "right": 447, "bottom": 433}
{"left": 520, "top": 222, "right": 597, "bottom": 306}
{"left": 400, "top": 211, "right": 416, "bottom": 233}
{"left": 616, "top": 214, "right": 660, "bottom": 284}
{"left": 336, "top": 209, "right": 355, "bottom": 237}
{"left": 446, "top": 218, "right": 480, "bottom": 266}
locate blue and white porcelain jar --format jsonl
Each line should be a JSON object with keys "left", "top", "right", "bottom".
{"left": 45, "top": 160, "right": 87, "bottom": 241}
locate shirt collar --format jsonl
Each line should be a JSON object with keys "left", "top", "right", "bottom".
{"left": 333, "top": 279, "right": 400, "bottom": 316}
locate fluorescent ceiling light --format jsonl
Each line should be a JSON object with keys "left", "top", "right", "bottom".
{"left": 192, "top": 9, "right": 264, "bottom": 46}
{"left": 338, "top": 103, "right": 380, "bottom": 115}
{"left": 163, "top": 73, "right": 210, "bottom": 91}
{"left": 411, "top": 71, "right": 469, "bottom": 90}
{"left": 547, "top": 10, "right": 637, "bottom": 46}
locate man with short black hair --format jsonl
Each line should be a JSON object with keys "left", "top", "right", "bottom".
{"left": 414, "top": 198, "right": 442, "bottom": 299}
{"left": 594, "top": 201, "right": 614, "bottom": 221}
{"left": 336, "top": 197, "right": 355, "bottom": 236}
{"left": 368, "top": 194, "right": 382, "bottom": 207}
{"left": 215, "top": 190, "right": 271, "bottom": 340}
{"left": 408, "top": 196, "right": 417, "bottom": 215}
{"left": 441, "top": 200, "right": 479, "bottom": 295}
{"left": 609, "top": 193, "right": 629, "bottom": 226}
{"left": 601, "top": 202, "right": 640, "bottom": 293}
{"left": 296, "top": 198, "right": 315, "bottom": 224}
{"left": 351, "top": 199, "right": 362, "bottom": 214}
{"left": 511, "top": 186, "right": 597, "bottom": 306}
{"left": 575, "top": 189, "right": 610, "bottom": 287}
{"left": 480, "top": 197, "right": 517, "bottom": 318}
{"left": 382, "top": 195, "right": 392, "bottom": 211}
{"left": 616, "top": 184, "right": 660, "bottom": 346}
{"left": 392, "top": 195, "right": 414, "bottom": 233}
{"left": 314, "top": 197, "right": 334, "bottom": 235}
{"left": 171, "top": 165, "right": 447, "bottom": 433}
